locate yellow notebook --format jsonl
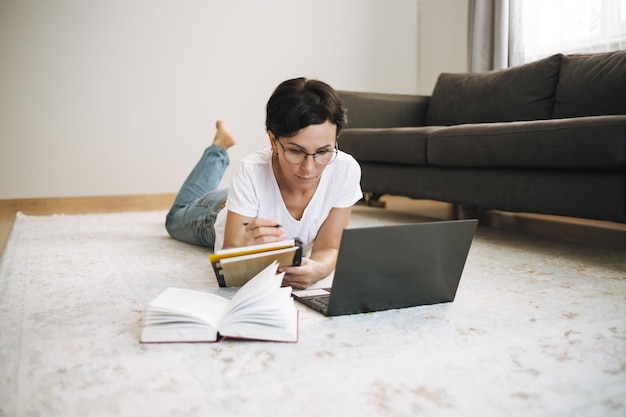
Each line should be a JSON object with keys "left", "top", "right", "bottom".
{"left": 209, "top": 238, "right": 303, "bottom": 287}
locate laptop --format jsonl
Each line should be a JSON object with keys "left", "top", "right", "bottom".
{"left": 291, "top": 219, "right": 478, "bottom": 316}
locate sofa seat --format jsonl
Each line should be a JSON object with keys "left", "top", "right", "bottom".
{"left": 428, "top": 115, "right": 626, "bottom": 169}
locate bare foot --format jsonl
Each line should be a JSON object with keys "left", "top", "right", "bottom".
{"left": 212, "top": 120, "right": 237, "bottom": 149}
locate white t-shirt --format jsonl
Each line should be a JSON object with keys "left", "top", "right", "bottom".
{"left": 213, "top": 148, "right": 362, "bottom": 252}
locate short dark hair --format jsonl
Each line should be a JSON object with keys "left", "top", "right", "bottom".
{"left": 265, "top": 78, "right": 347, "bottom": 139}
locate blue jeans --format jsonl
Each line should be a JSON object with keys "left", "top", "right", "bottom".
{"left": 165, "top": 145, "right": 229, "bottom": 248}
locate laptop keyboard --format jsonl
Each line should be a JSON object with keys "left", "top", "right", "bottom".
{"left": 307, "top": 295, "right": 330, "bottom": 309}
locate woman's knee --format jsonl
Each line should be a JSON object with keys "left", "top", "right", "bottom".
{"left": 164, "top": 209, "right": 190, "bottom": 242}
{"left": 164, "top": 209, "right": 214, "bottom": 249}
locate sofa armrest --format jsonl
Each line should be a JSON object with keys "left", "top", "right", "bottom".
{"left": 339, "top": 91, "right": 430, "bottom": 129}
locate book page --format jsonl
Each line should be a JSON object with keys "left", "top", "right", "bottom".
{"left": 141, "top": 288, "right": 229, "bottom": 343}
{"left": 218, "top": 262, "right": 298, "bottom": 342}
{"left": 220, "top": 288, "right": 298, "bottom": 342}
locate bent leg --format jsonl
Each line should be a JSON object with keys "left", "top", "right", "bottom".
{"left": 166, "top": 121, "right": 236, "bottom": 248}
{"left": 169, "top": 144, "right": 230, "bottom": 211}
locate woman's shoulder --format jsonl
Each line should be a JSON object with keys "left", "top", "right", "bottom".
{"left": 241, "top": 148, "right": 272, "bottom": 165}
{"left": 334, "top": 150, "right": 360, "bottom": 172}
{"left": 237, "top": 148, "right": 273, "bottom": 175}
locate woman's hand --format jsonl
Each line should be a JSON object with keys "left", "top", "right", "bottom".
{"left": 222, "top": 210, "right": 286, "bottom": 249}
{"left": 242, "top": 218, "right": 287, "bottom": 246}
{"left": 279, "top": 257, "right": 328, "bottom": 290}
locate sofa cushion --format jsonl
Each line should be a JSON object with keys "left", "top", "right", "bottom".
{"left": 427, "top": 115, "right": 626, "bottom": 170}
{"left": 552, "top": 51, "right": 626, "bottom": 118}
{"left": 425, "top": 54, "right": 562, "bottom": 126}
{"left": 340, "top": 127, "right": 441, "bottom": 166}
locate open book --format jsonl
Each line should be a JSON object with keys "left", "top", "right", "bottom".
{"left": 140, "top": 261, "right": 298, "bottom": 343}
{"left": 209, "top": 238, "right": 303, "bottom": 287}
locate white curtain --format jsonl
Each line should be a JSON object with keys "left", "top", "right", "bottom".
{"left": 520, "top": 0, "right": 626, "bottom": 63}
{"left": 468, "top": 0, "right": 626, "bottom": 72}
{"left": 468, "top": 0, "right": 523, "bottom": 72}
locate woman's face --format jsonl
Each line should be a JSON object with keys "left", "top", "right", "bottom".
{"left": 270, "top": 120, "right": 337, "bottom": 192}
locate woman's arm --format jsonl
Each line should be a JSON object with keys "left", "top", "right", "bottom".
{"left": 280, "top": 206, "right": 352, "bottom": 289}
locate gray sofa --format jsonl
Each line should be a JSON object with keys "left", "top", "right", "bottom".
{"left": 339, "top": 51, "right": 626, "bottom": 224}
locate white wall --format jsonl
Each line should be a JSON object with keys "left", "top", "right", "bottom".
{"left": 417, "top": 0, "right": 469, "bottom": 94}
{"left": 0, "top": 0, "right": 418, "bottom": 199}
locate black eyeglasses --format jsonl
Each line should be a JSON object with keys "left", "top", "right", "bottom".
{"left": 276, "top": 140, "right": 338, "bottom": 166}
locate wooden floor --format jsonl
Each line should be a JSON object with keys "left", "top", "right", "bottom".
{"left": 0, "top": 194, "right": 176, "bottom": 256}
{"left": 1, "top": 194, "right": 626, "bottom": 256}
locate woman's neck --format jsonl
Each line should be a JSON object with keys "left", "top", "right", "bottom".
{"left": 272, "top": 154, "right": 320, "bottom": 220}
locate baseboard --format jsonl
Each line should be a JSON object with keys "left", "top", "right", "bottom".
{"left": 0, "top": 193, "right": 176, "bottom": 218}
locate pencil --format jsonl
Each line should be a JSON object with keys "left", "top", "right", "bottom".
{"left": 242, "top": 222, "right": 282, "bottom": 227}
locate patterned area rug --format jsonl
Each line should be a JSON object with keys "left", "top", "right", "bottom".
{"left": 1, "top": 206, "right": 625, "bottom": 417}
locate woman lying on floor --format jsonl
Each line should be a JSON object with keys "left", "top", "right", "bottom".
{"left": 165, "top": 77, "right": 362, "bottom": 289}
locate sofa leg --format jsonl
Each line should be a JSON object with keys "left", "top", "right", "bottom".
{"left": 360, "top": 192, "right": 387, "bottom": 208}
{"left": 451, "top": 204, "right": 480, "bottom": 220}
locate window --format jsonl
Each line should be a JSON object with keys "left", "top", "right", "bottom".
{"left": 520, "top": 0, "right": 626, "bottom": 63}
